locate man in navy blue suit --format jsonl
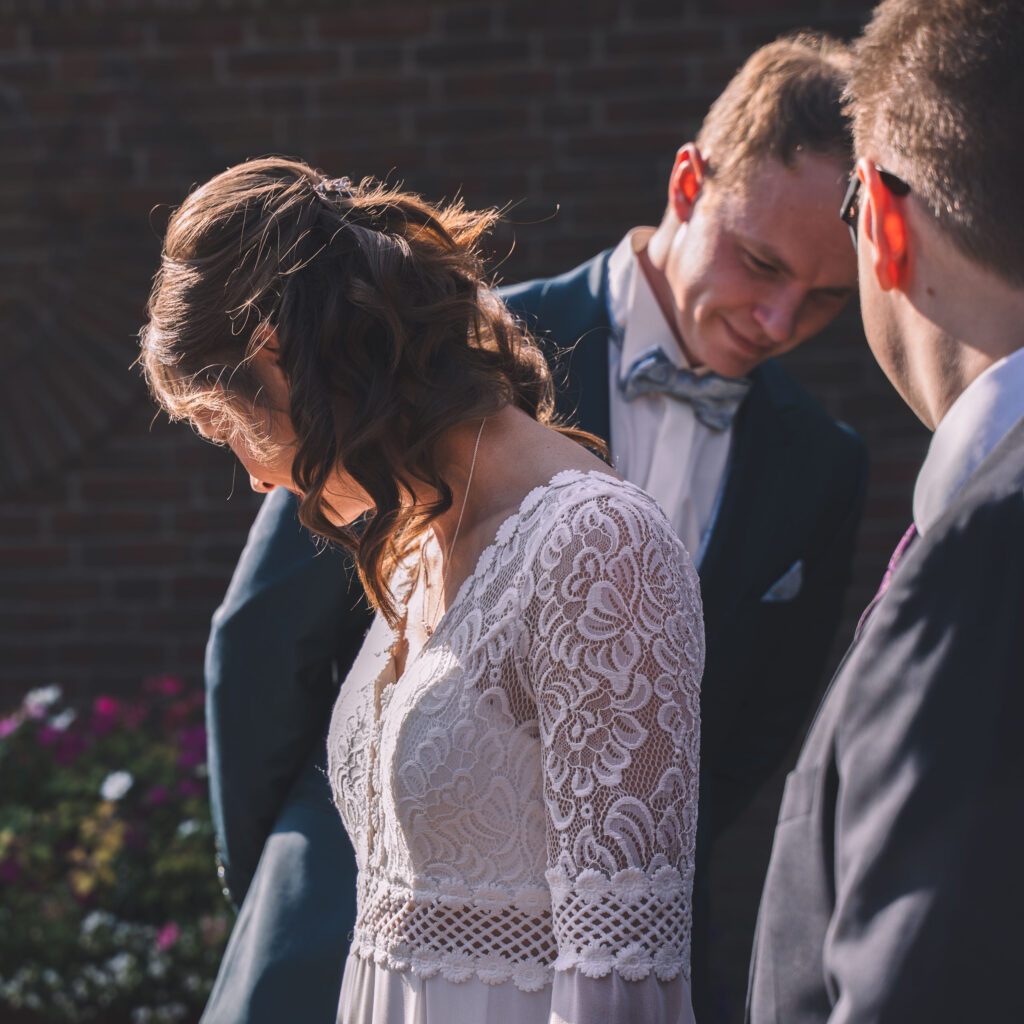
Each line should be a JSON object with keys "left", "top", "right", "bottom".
{"left": 201, "top": 34, "right": 865, "bottom": 1024}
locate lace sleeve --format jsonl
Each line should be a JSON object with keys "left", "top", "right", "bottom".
{"left": 519, "top": 484, "right": 703, "bottom": 1021}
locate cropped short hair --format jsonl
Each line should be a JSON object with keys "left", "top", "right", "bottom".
{"left": 847, "top": 0, "right": 1024, "bottom": 284}
{"left": 696, "top": 33, "right": 854, "bottom": 190}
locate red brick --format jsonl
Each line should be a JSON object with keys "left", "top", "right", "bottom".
{"left": 440, "top": 69, "right": 557, "bottom": 101}
{"left": 0, "top": 546, "right": 68, "bottom": 569}
{"left": 28, "top": 19, "right": 148, "bottom": 51}
{"left": 154, "top": 16, "right": 246, "bottom": 47}
{"left": 317, "top": 7, "right": 432, "bottom": 39}
{"left": 227, "top": 48, "right": 340, "bottom": 78}
{"left": 436, "top": 5, "right": 494, "bottom": 34}
{"left": 78, "top": 477, "right": 184, "bottom": 502}
{"left": 541, "top": 34, "right": 592, "bottom": 60}
{"left": 416, "top": 38, "right": 529, "bottom": 69}
{"left": 502, "top": 0, "right": 621, "bottom": 30}
{"left": 567, "top": 63, "right": 689, "bottom": 93}
{"left": 606, "top": 28, "right": 726, "bottom": 58}
{"left": 415, "top": 105, "right": 530, "bottom": 136}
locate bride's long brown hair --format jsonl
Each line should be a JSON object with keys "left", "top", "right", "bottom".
{"left": 140, "top": 156, "right": 603, "bottom": 625}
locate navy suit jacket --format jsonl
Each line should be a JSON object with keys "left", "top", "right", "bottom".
{"left": 747, "top": 418, "right": 1024, "bottom": 1024}
{"left": 201, "top": 251, "right": 866, "bottom": 1023}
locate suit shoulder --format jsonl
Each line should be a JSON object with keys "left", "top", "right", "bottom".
{"left": 498, "top": 249, "right": 612, "bottom": 322}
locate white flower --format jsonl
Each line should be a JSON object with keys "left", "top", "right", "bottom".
{"left": 410, "top": 952, "right": 441, "bottom": 979}
{"left": 512, "top": 962, "right": 550, "bottom": 992}
{"left": 106, "top": 952, "right": 135, "bottom": 981}
{"left": 131, "top": 1010, "right": 154, "bottom": 1024}
{"left": 578, "top": 943, "right": 615, "bottom": 978}
{"left": 49, "top": 708, "right": 77, "bottom": 731}
{"left": 610, "top": 867, "right": 649, "bottom": 903}
{"left": 476, "top": 955, "right": 513, "bottom": 985}
{"left": 148, "top": 955, "right": 169, "bottom": 980}
{"left": 650, "top": 865, "right": 683, "bottom": 902}
{"left": 435, "top": 879, "right": 472, "bottom": 909}
{"left": 472, "top": 884, "right": 510, "bottom": 911}
{"left": 176, "top": 819, "right": 201, "bottom": 838}
{"left": 439, "top": 950, "right": 475, "bottom": 983}
{"left": 100, "top": 771, "right": 134, "bottom": 802}
{"left": 512, "top": 885, "right": 551, "bottom": 914}
{"left": 81, "top": 910, "right": 113, "bottom": 935}
{"left": 23, "top": 685, "right": 62, "bottom": 715}
{"left": 545, "top": 865, "right": 572, "bottom": 903}
{"left": 574, "top": 868, "right": 611, "bottom": 905}
{"left": 614, "top": 942, "right": 652, "bottom": 982}
{"left": 653, "top": 945, "right": 684, "bottom": 982}
{"left": 155, "top": 1002, "right": 188, "bottom": 1023}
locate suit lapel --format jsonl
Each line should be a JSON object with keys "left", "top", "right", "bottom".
{"left": 698, "top": 364, "right": 798, "bottom": 637}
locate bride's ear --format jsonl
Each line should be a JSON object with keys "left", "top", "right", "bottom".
{"left": 251, "top": 328, "right": 291, "bottom": 409}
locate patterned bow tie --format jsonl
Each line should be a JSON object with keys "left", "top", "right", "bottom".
{"left": 619, "top": 348, "right": 752, "bottom": 431}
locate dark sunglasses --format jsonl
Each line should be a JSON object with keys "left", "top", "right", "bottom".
{"left": 839, "top": 167, "right": 911, "bottom": 249}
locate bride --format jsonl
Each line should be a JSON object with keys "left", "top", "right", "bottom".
{"left": 140, "top": 157, "right": 704, "bottom": 1024}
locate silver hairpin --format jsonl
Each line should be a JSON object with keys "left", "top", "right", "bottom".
{"left": 314, "top": 176, "right": 353, "bottom": 199}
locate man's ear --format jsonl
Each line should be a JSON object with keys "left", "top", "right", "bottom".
{"left": 860, "top": 158, "right": 909, "bottom": 292}
{"left": 669, "top": 143, "right": 706, "bottom": 222}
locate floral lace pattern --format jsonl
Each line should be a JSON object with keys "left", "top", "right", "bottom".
{"left": 327, "top": 470, "right": 703, "bottom": 994}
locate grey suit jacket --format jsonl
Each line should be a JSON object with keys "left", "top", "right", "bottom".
{"left": 747, "top": 418, "right": 1024, "bottom": 1023}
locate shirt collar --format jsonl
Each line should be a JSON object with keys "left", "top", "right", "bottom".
{"left": 607, "top": 227, "right": 700, "bottom": 379}
{"left": 913, "top": 345, "right": 1024, "bottom": 536}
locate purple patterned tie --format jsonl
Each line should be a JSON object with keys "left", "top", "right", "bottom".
{"left": 854, "top": 523, "right": 917, "bottom": 641}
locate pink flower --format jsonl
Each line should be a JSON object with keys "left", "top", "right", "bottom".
{"left": 92, "top": 696, "right": 121, "bottom": 736}
{"left": 147, "top": 675, "right": 185, "bottom": 698}
{"left": 178, "top": 778, "right": 203, "bottom": 799}
{"left": 54, "top": 733, "right": 87, "bottom": 766}
{"left": 0, "top": 715, "right": 21, "bottom": 739}
{"left": 144, "top": 785, "right": 170, "bottom": 807}
{"left": 177, "top": 725, "right": 207, "bottom": 770}
{"left": 36, "top": 726, "right": 61, "bottom": 747}
{"left": 0, "top": 857, "right": 21, "bottom": 885}
{"left": 123, "top": 704, "right": 148, "bottom": 729}
{"left": 156, "top": 922, "right": 180, "bottom": 951}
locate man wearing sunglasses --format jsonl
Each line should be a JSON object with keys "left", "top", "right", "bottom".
{"left": 748, "top": 2, "right": 1024, "bottom": 1021}
{"left": 201, "top": 34, "right": 866, "bottom": 1024}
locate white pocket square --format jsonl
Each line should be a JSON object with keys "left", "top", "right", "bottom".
{"left": 761, "top": 560, "right": 804, "bottom": 603}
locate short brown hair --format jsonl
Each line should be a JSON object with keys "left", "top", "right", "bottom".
{"left": 140, "top": 157, "right": 599, "bottom": 625}
{"left": 697, "top": 32, "right": 853, "bottom": 188}
{"left": 847, "top": 0, "right": 1024, "bottom": 284}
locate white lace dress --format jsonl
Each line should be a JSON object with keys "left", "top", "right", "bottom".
{"left": 327, "top": 470, "right": 704, "bottom": 1024}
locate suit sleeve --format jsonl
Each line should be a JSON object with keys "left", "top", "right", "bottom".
{"left": 709, "top": 432, "right": 867, "bottom": 836}
{"left": 205, "top": 487, "right": 371, "bottom": 905}
{"left": 824, "top": 497, "right": 1024, "bottom": 1023}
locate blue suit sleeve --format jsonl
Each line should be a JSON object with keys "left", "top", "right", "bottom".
{"left": 204, "top": 487, "right": 370, "bottom": 905}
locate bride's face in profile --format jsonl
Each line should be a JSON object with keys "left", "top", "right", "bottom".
{"left": 208, "top": 344, "right": 374, "bottom": 526}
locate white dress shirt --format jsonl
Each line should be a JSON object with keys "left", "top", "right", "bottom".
{"left": 606, "top": 228, "right": 734, "bottom": 563}
{"left": 914, "top": 345, "right": 1024, "bottom": 536}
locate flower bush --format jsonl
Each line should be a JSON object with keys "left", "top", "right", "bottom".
{"left": 0, "top": 679, "right": 232, "bottom": 1023}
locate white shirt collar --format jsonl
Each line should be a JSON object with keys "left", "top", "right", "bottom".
{"left": 913, "top": 345, "right": 1024, "bottom": 535}
{"left": 607, "top": 228, "right": 696, "bottom": 379}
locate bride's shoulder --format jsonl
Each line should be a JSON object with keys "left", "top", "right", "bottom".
{"left": 519, "top": 468, "right": 694, "bottom": 567}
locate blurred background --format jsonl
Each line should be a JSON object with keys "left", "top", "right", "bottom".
{"left": 0, "top": 0, "right": 927, "bottom": 1020}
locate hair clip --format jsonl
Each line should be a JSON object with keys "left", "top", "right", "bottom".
{"left": 314, "top": 175, "right": 354, "bottom": 199}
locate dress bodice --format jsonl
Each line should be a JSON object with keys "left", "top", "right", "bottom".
{"left": 327, "top": 469, "right": 704, "bottom": 1003}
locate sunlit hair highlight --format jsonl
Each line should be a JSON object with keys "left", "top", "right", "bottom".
{"left": 697, "top": 32, "right": 853, "bottom": 191}
{"left": 140, "top": 156, "right": 603, "bottom": 624}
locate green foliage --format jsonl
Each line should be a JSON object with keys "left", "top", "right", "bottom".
{"left": 0, "top": 680, "right": 233, "bottom": 1023}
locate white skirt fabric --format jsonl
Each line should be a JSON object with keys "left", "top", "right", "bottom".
{"left": 337, "top": 955, "right": 551, "bottom": 1024}
{"left": 337, "top": 954, "right": 697, "bottom": 1024}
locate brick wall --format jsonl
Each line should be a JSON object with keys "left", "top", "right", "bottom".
{"left": 0, "top": 1, "right": 926, "bottom": 1017}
